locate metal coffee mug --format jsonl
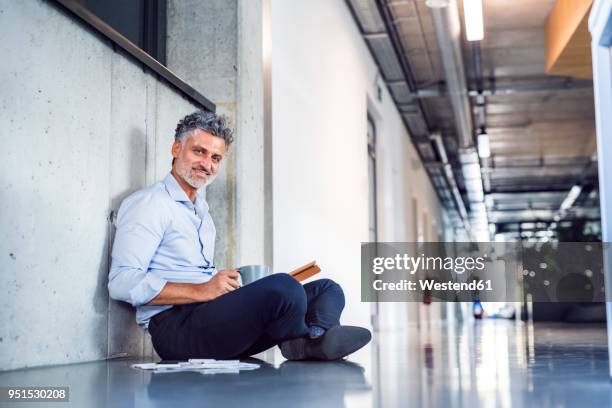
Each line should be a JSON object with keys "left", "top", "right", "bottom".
{"left": 237, "top": 265, "right": 271, "bottom": 286}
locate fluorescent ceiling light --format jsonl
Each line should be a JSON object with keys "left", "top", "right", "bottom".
{"left": 425, "top": 0, "right": 450, "bottom": 8}
{"left": 463, "top": 0, "right": 484, "bottom": 41}
{"left": 559, "top": 185, "right": 582, "bottom": 211}
{"left": 477, "top": 132, "right": 490, "bottom": 158}
{"left": 462, "top": 163, "right": 482, "bottom": 179}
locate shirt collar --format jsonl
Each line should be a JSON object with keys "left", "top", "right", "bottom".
{"left": 164, "top": 172, "right": 192, "bottom": 202}
{"left": 163, "top": 172, "right": 209, "bottom": 212}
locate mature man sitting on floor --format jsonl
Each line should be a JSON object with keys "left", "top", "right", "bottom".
{"left": 108, "top": 110, "right": 371, "bottom": 361}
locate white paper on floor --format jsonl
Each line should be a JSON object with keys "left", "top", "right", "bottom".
{"left": 131, "top": 359, "right": 260, "bottom": 375}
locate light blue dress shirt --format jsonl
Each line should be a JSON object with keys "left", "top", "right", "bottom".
{"left": 108, "top": 172, "right": 217, "bottom": 328}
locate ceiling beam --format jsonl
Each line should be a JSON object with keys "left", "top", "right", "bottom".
{"left": 545, "top": 0, "right": 593, "bottom": 78}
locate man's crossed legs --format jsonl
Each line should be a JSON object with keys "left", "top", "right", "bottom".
{"left": 148, "top": 274, "right": 371, "bottom": 361}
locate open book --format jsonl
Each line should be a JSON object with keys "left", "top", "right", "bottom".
{"left": 288, "top": 261, "right": 321, "bottom": 282}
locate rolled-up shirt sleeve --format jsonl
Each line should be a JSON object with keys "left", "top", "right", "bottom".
{"left": 108, "top": 195, "right": 169, "bottom": 307}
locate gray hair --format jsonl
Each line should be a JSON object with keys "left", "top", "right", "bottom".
{"left": 174, "top": 110, "right": 234, "bottom": 146}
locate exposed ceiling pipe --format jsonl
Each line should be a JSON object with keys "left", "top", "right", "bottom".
{"left": 394, "top": 77, "right": 593, "bottom": 99}
{"left": 431, "top": 132, "right": 471, "bottom": 233}
{"left": 428, "top": 0, "right": 473, "bottom": 149}
{"left": 428, "top": 0, "right": 490, "bottom": 240}
{"left": 472, "top": 42, "right": 492, "bottom": 192}
{"left": 373, "top": 0, "right": 433, "bottom": 137}
{"left": 472, "top": 42, "right": 486, "bottom": 135}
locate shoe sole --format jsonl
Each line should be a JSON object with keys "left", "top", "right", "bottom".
{"left": 280, "top": 337, "right": 308, "bottom": 360}
{"left": 310, "top": 326, "right": 372, "bottom": 361}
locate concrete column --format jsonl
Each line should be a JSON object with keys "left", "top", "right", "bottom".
{"left": 589, "top": 0, "right": 612, "bottom": 377}
{"left": 236, "top": 0, "right": 274, "bottom": 268}
{"left": 166, "top": 0, "right": 272, "bottom": 270}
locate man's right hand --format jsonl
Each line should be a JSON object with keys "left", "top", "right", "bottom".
{"left": 196, "top": 269, "right": 240, "bottom": 302}
{"left": 146, "top": 269, "right": 241, "bottom": 306}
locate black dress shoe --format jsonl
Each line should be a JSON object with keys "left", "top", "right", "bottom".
{"left": 280, "top": 325, "right": 372, "bottom": 361}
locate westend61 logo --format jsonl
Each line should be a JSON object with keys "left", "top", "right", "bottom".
{"left": 361, "top": 242, "right": 607, "bottom": 303}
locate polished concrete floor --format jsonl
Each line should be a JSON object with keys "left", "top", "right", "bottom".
{"left": 1, "top": 320, "right": 611, "bottom": 407}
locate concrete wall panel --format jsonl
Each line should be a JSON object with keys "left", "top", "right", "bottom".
{"left": 167, "top": 0, "right": 238, "bottom": 103}
{"left": 153, "top": 81, "right": 197, "bottom": 180}
{"left": 166, "top": 0, "right": 240, "bottom": 270}
{"left": 233, "top": 0, "right": 268, "bottom": 267}
{"left": 0, "top": 0, "right": 112, "bottom": 370}
{"left": 107, "top": 49, "right": 149, "bottom": 359}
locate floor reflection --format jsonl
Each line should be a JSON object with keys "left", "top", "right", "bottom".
{"left": 372, "top": 320, "right": 610, "bottom": 408}
{"left": 0, "top": 355, "right": 370, "bottom": 408}
{"left": 144, "top": 359, "right": 369, "bottom": 408}
{"left": 1, "top": 320, "right": 610, "bottom": 407}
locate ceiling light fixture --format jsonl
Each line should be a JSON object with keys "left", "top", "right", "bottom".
{"left": 463, "top": 0, "right": 484, "bottom": 41}
{"left": 425, "top": 0, "right": 450, "bottom": 8}
{"left": 559, "top": 185, "right": 582, "bottom": 212}
{"left": 477, "top": 130, "right": 490, "bottom": 158}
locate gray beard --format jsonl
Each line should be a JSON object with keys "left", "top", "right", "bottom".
{"left": 177, "top": 166, "right": 216, "bottom": 190}
{"left": 202, "top": 174, "right": 217, "bottom": 188}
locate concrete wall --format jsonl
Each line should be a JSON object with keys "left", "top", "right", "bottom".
{"left": 0, "top": 0, "right": 199, "bottom": 370}
{"left": 167, "top": 0, "right": 238, "bottom": 270}
{"left": 269, "top": 0, "right": 446, "bottom": 330}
